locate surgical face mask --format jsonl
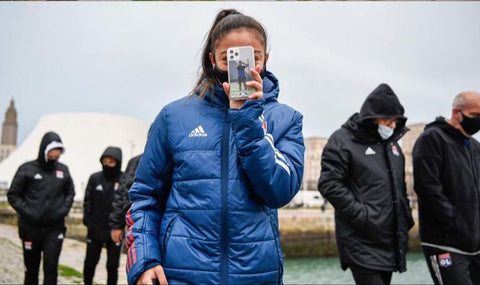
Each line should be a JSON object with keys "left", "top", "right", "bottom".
{"left": 460, "top": 111, "right": 480, "bottom": 136}
{"left": 377, "top": 124, "right": 394, "bottom": 140}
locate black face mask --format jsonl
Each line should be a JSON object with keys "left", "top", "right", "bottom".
{"left": 47, "top": 159, "right": 58, "bottom": 169}
{"left": 212, "top": 63, "right": 268, "bottom": 85}
{"left": 212, "top": 65, "right": 228, "bottom": 84}
{"left": 103, "top": 165, "right": 118, "bottom": 180}
{"left": 460, "top": 111, "right": 480, "bottom": 136}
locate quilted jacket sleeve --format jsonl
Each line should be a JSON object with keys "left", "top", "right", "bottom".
{"left": 126, "top": 109, "right": 173, "bottom": 285}
{"left": 229, "top": 99, "right": 305, "bottom": 208}
{"left": 7, "top": 165, "right": 37, "bottom": 222}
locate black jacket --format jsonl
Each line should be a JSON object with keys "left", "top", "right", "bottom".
{"left": 83, "top": 147, "right": 123, "bottom": 241}
{"left": 318, "top": 84, "right": 414, "bottom": 272}
{"left": 109, "top": 154, "right": 142, "bottom": 229}
{"left": 413, "top": 117, "right": 480, "bottom": 252}
{"left": 7, "top": 132, "right": 75, "bottom": 237}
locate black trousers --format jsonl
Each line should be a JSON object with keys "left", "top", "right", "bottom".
{"left": 423, "top": 246, "right": 480, "bottom": 285}
{"left": 21, "top": 227, "right": 65, "bottom": 285}
{"left": 349, "top": 263, "right": 393, "bottom": 285}
{"left": 83, "top": 235, "right": 122, "bottom": 285}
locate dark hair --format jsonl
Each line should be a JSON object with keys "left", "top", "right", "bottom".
{"left": 191, "top": 9, "right": 268, "bottom": 98}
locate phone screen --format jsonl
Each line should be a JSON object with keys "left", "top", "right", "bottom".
{"left": 227, "top": 46, "right": 256, "bottom": 100}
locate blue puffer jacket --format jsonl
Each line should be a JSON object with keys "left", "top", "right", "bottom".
{"left": 126, "top": 72, "right": 305, "bottom": 284}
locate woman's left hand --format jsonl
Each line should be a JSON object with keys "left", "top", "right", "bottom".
{"left": 223, "top": 67, "right": 263, "bottom": 110}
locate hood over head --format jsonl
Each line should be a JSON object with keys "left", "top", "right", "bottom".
{"left": 100, "top": 146, "right": 122, "bottom": 168}
{"left": 359, "top": 83, "right": 406, "bottom": 123}
{"left": 37, "top": 131, "right": 64, "bottom": 165}
{"left": 100, "top": 146, "right": 122, "bottom": 180}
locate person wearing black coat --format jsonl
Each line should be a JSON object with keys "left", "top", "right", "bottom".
{"left": 109, "top": 154, "right": 142, "bottom": 244}
{"left": 8, "top": 131, "right": 75, "bottom": 285}
{"left": 83, "top": 146, "right": 123, "bottom": 285}
{"left": 413, "top": 91, "right": 480, "bottom": 285}
{"left": 318, "top": 83, "right": 414, "bottom": 285}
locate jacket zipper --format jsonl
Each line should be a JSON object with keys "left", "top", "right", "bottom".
{"left": 465, "top": 143, "right": 480, "bottom": 220}
{"left": 221, "top": 113, "right": 230, "bottom": 284}
{"left": 384, "top": 142, "right": 401, "bottom": 269}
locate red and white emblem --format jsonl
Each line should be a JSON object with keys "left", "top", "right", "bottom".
{"left": 392, "top": 145, "right": 400, "bottom": 156}
{"left": 438, "top": 253, "right": 452, "bottom": 268}
{"left": 262, "top": 121, "right": 268, "bottom": 134}
{"left": 56, "top": 170, "right": 64, "bottom": 179}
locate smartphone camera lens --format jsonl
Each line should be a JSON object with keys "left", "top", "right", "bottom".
{"left": 235, "top": 52, "right": 239, "bottom": 56}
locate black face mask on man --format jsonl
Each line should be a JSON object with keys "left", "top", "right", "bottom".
{"left": 103, "top": 165, "right": 118, "bottom": 179}
{"left": 47, "top": 159, "right": 58, "bottom": 169}
{"left": 460, "top": 111, "right": 480, "bottom": 136}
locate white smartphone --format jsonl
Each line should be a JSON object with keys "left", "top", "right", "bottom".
{"left": 227, "top": 46, "right": 256, "bottom": 100}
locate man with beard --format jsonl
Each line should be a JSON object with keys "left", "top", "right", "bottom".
{"left": 83, "top": 146, "right": 123, "bottom": 285}
{"left": 413, "top": 91, "right": 480, "bottom": 285}
{"left": 8, "top": 131, "right": 75, "bottom": 285}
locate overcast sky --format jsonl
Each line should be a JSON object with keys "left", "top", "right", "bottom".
{"left": 1, "top": 2, "right": 479, "bottom": 145}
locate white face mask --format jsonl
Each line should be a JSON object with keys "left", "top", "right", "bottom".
{"left": 377, "top": 124, "right": 394, "bottom": 140}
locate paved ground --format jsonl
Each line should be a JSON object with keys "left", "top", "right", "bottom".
{"left": 0, "top": 223, "right": 128, "bottom": 285}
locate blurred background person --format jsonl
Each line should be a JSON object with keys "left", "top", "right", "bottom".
{"left": 8, "top": 131, "right": 75, "bottom": 285}
{"left": 83, "top": 146, "right": 123, "bottom": 285}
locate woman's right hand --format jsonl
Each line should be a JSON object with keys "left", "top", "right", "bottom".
{"left": 136, "top": 265, "right": 168, "bottom": 285}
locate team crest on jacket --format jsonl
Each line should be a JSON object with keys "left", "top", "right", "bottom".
{"left": 114, "top": 182, "right": 119, "bottom": 191}
{"left": 259, "top": 113, "right": 267, "bottom": 135}
{"left": 391, "top": 145, "right": 400, "bottom": 156}
{"left": 24, "top": 241, "right": 32, "bottom": 250}
{"left": 438, "top": 253, "right": 452, "bottom": 268}
{"left": 56, "top": 170, "right": 64, "bottom": 179}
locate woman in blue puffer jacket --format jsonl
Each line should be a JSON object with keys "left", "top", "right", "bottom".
{"left": 126, "top": 9, "right": 305, "bottom": 285}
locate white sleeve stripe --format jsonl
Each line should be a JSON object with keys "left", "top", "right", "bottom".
{"left": 275, "top": 158, "right": 291, "bottom": 174}
{"left": 263, "top": 133, "right": 291, "bottom": 175}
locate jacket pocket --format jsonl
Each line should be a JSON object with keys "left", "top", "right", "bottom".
{"left": 267, "top": 218, "right": 283, "bottom": 284}
{"left": 161, "top": 216, "right": 177, "bottom": 263}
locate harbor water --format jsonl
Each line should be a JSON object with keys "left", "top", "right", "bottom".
{"left": 283, "top": 252, "right": 433, "bottom": 284}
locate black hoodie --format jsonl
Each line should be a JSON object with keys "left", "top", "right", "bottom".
{"left": 109, "top": 154, "right": 142, "bottom": 230}
{"left": 83, "top": 146, "right": 123, "bottom": 242}
{"left": 318, "top": 84, "right": 414, "bottom": 272}
{"left": 413, "top": 117, "right": 480, "bottom": 252}
{"left": 8, "top": 132, "right": 75, "bottom": 237}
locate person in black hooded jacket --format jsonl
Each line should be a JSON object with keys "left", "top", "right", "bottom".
{"left": 83, "top": 146, "right": 123, "bottom": 285}
{"left": 8, "top": 131, "right": 75, "bottom": 285}
{"left": 318, "top": 83, "right": 414, "bottom": 285}
{"left": 413, "top": 91, "right": 480, "bottom": 285}
{"left": 109, "top": 154, "right": 142, "bottom": 244}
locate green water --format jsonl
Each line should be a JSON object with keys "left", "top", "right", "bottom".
{"left": 283, "top": 253, "right": 433, "bottom": 284}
